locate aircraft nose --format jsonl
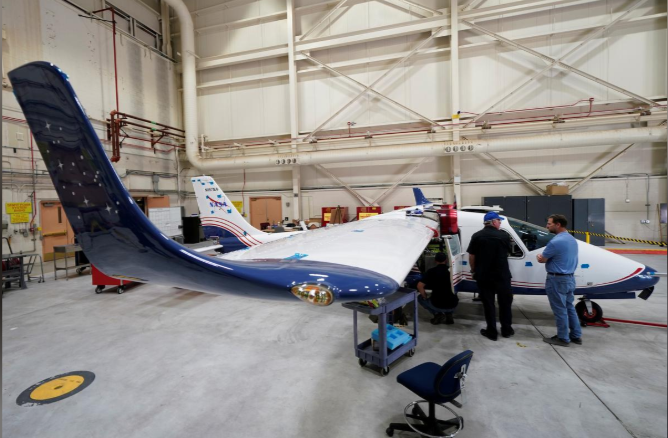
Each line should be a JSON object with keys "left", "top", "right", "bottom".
{"left": 638, "top": 265, "right": 661, "bottom": 289}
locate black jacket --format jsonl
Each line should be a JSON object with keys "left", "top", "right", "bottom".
{"left": 467, "top": 226, "right": 512, "bottom": 285}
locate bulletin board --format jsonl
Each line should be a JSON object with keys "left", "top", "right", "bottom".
{"left": 148, "top": 207, "right": 182, "bottom": 237}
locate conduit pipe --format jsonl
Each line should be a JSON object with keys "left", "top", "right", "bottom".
{"left": 161, "top": 0, "right": 201, "bottom": 170}
{"left": 193, "top": 127, "right": 666, "bottom": 171}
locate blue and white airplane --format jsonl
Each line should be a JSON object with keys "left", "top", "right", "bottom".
{"left": 411, "top": 188, "right": 661, "bottom": 322}
{"left": 8, "top": 61, "right": 439, "bottom": 306}
{"left": 191, "top": 175, "right": 305, "bottom": 253}
{"left": 8, "top": 62, "right": 660, "bottom": 313}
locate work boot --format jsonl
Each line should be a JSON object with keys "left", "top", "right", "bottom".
{"left": 501, "top": 327, "right": 515, "bottom": 338}
{"left": 444, "top": 313, "right": 455, "bottom": 325}
{"left": 543, "top": 335, "right": 570, "bottom": 347}
{"left": 480, "top": 329, "right": 497, "bottom": 341}
{"left": 430, "top": 313, "right": 444, "bottom": 325}
{"left": 570, "top": 337, "right": 583, "bottom": 345}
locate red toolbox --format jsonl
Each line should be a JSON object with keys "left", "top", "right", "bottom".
{"left": 92, "top": 265, "right": 133, "bottom": 294}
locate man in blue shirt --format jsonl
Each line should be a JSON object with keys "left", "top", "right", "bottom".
{"left": 537, "top": 214, "right": 582, "bottom": 347}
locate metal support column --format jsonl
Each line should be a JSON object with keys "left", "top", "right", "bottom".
{"left": 287, "top": 0, "right": 301, "bottom": 219}
{"left": 292, "top": 165, "right": 302, "bottom": 220}
{"left": 450, "top": 0, "right": 462, "bottom": 205}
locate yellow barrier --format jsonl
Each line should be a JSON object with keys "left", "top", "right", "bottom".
{"left": 569, "top": 229, "right": 667, "bottom": 247}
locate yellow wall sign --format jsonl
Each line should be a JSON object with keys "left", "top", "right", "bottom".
{"left": 10, "top": 213, "right": 30, "bottom": 223}
{"left": 6, "top": 202, "right": 32, "bottom": 214}
{"left": 323, "top": 213, "right": 331, "bottom": 222}
{"left": 232, "top": 201, "right": 243, "bottom": 213}
{"left": 359, "top": 212, "right": 379, "bottom": 219}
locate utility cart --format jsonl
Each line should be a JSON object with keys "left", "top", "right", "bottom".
{"left": 342, "top": 288, "right": 418, "bottom": 376}
{"left": 92, "top": 265, "right": 132, "bottom": 294}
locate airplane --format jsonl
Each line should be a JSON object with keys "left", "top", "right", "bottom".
{"left": 8, "top": 62, "right": 660, "bottom": 315}
{"left": 411, "top": 188, "right": 661, "bottom": 323}
{"left": 8, "top": 61, "right": 440, "bottom": 306}
{"left": 191, "top": 175, "right": 306, "bottom": 253}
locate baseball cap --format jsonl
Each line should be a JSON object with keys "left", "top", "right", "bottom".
{"left": 483, "top": 211, "right": 505, "bottom": 222}
{"left": 435, "top": 252, "right": 447, "bottom": 263}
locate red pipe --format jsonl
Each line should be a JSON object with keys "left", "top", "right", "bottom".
{"left": 93, "top": 7, "right": 119, "bottom": 112}
{"left": 603, "top": 318, "right": 667, "bottom": 328}
{"left": 29, "top": 134, "right": 37, "bottom": 228}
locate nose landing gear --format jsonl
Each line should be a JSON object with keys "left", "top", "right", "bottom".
{"left": 576, "top": 298, "right": 603, "bottom": 324}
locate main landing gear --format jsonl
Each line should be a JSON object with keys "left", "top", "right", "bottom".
{"left": 576, "top": 297, "right": 603, "bottom": 324}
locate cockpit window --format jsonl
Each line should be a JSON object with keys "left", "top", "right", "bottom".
{"left": 501, "top": 230, "right": 524, "bottom": 258}
{"left": 506, "top": 218, "right": 555, "bottom": 251}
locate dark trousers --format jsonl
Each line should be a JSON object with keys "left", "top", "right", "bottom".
{"left": 477, "top": 282, "right": 513, "bottom": 336}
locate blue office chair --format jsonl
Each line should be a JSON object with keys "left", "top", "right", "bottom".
{"left": 386, "top": 350, "right": 473, "bottom": 438}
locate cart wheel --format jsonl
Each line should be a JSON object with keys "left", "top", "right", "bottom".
{"left": 406, "top": 348, "right": 416, "bottom": 357}
{"left": 380, "top": 366, "right": 390, "bottom": 376}
{"left": 95, "top": 285, "right": 105, "bottom": 294}
{"left": 358, "top": 359, "right": 367, "bottom": 367}
{"left": 386, "top": 427, "right": 394, "bottom": 437}
{"left": 117, "top": 286, "right": 125, "bottom": 294}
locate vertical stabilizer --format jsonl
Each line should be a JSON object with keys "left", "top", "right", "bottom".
{"left": 412, "top": 188, "right": 433, "bottom": 206}
{"left": 192, "top": 176, "right": 265, "bottom": 246}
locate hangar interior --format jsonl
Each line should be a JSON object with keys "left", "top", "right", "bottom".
{"left": 1, "top": 0, "right": 667, "bottom": 437}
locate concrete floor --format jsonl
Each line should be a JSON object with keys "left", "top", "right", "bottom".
{"left": 2, "top": 254, "right": 666, "bottom": 438}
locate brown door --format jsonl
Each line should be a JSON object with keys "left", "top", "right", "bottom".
{"left": 250, "top": 197, "right": 282, "bottom": 229}
{"left": 41, "top": 201, "right": 75, "bottom": 261}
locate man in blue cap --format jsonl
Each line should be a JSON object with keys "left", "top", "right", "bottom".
{"left": 466, "top": 211, "right": 514, "bottom": 341}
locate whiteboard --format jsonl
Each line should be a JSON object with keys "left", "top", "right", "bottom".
{"left": 148, "top": 207, "right": 182, "bottom": 237}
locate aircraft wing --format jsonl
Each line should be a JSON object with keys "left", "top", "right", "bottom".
{"left": 221, "top": 215, "right": 435, "bottom": 286}
{"left": 8, "top": 61, "right": 433, "bottom": 306}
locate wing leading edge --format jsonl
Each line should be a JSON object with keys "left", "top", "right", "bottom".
{"left": 8, "top": 62, "right": 403, "bottom": 303}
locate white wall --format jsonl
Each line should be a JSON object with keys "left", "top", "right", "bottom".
{"left": 2, "top": 0, "right": 180, "bottom": 255}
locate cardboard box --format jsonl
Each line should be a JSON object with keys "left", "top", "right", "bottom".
{"left": 546, "top": 184, "right": 569, "bottom": 195}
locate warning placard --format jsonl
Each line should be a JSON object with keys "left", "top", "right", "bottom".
{"left": 10, "top": 213, "right": 30, "bottom": 223}
{"left": 359, "top": 212, "right": 379, "bottom": 219}
{"left": 232, "top": 201, "right": 243, "bottom": 213}
{"left": 6, "top": 203, "right": 32, "bottom": 214}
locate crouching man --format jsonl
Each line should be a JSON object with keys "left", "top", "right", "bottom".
{"left": 417, "top": 252, "right": 459, "bottom": 325}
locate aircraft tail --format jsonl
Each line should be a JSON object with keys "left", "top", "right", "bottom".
{"left": 192, "top": 176, "right": 265, "bottom": 245}
{"left": 412, "top": 188, "right": 432, "bottom": 206}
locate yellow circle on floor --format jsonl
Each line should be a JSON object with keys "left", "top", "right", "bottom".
{"left": 29, "top": 375, "right": 84, "bottom": 401}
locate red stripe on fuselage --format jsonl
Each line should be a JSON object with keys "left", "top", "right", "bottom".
{"left": 201, "top": 220, "right": 255, "bottom": 247}
{"left": 202, "top": 216, "right": 263, "bottom": 245}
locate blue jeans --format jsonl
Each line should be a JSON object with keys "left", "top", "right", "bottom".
{"left": 418, "top": 295, "right": 456, "bottom": 316}
{"left": 545, "top": 275, "right": 582, "bottom": 342}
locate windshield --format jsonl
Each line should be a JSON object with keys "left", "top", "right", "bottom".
{"left": 506, "top": 218, "right": 555, "bottom": 251}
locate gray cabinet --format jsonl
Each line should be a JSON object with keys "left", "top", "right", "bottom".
{"left": 483, "top": 196, "right": 527, "bottom": 221}
{"left": 573, "top": 199, "right": 605, "bottom": 246}
{"left": 483, "top": 195, "right": 572, "bottom": 228}
{"left": 527, "top": 195, "right": 572, "bottom": 230}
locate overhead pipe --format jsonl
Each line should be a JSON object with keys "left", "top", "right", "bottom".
{"left": 190, "top": 126, "right": 666, "bottom": 170}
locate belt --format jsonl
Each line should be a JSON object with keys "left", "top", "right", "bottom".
{"left": 547, "top": 272, "right": 573, "bottom": 276}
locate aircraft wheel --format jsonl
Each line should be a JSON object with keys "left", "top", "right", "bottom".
{"left": 117, "top": 285, "right": 126, "bottom": 294}
{"left": 95, "top": 285, "right": 105, "bottom": 294}
{"left": 576, "top": 301, "right": 603, "bottom": 323}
